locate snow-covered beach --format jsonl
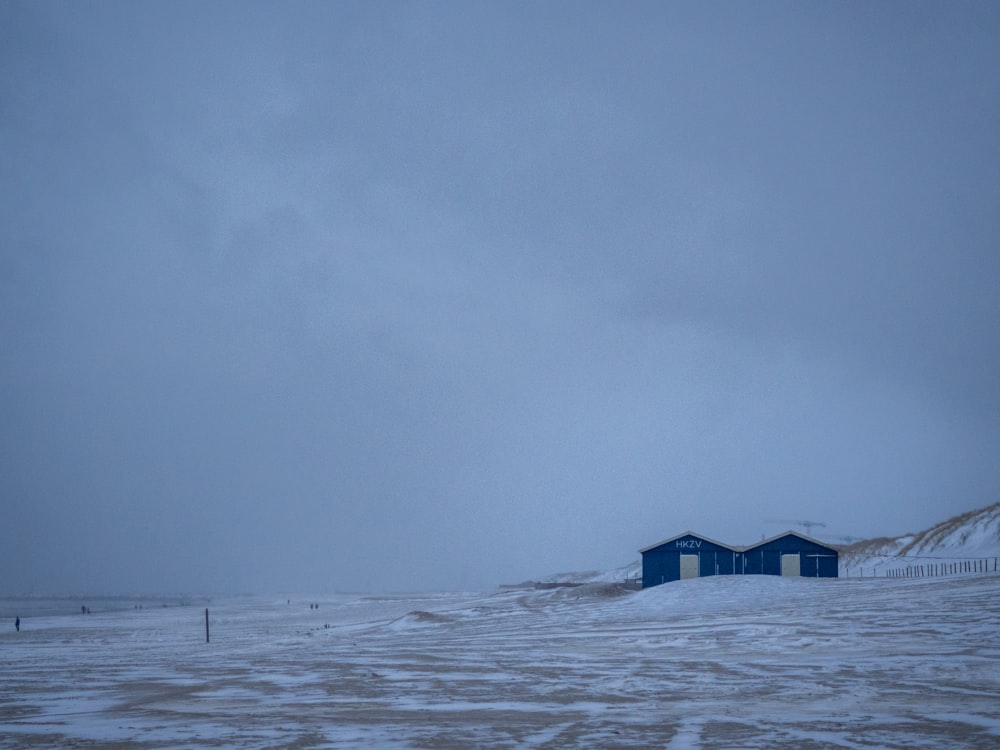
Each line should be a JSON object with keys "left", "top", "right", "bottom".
{"left": 3, "top": 573, "right": 998, "bottom": 748}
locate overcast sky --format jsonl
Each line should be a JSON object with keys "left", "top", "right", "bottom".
{"left": 2, "top": 1, "right": 998, "bottom": 595}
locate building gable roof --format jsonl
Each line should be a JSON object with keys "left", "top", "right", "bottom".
{"left": 742, "top": 530, "right": 839, "bottom": 552}
{"left": 640, "top": 530, "right": 841, "bottom": 554}
{"left": 639, "top": 531, "right": 737, "bottom": 554}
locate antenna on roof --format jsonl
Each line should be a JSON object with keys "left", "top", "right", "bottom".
{"left": 765, "top": 519, "right": 827, "bottom": 535}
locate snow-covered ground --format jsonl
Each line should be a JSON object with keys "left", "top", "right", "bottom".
{"left": 533, "top": 559, "right": 642, "bottom": 586}
{"left": 2, "top": 573, "right": 999, "bottom": 748}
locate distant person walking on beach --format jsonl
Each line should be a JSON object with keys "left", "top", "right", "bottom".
{"left": 15, "top": 616, "right": 19, "bottom": 631}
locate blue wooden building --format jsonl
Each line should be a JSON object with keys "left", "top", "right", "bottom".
{"left": 639, "top": 532, "right": 739, "bottom": 589}
{"left": 741, "top": 532, "right": 839, "bottom": 578}
{"left": 640, "top": 530, "right": 839, "bottom": 587}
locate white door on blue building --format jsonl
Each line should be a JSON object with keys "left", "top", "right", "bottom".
{"left": 680, "top": 554, "right": 699, "bottom": 579}
{"left": 781, "top": 553, "right": 801, "bottom": 577}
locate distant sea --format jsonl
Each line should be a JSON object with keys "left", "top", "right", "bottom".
{"left": 0, "top": 594, "right": 210, "bottom": 620}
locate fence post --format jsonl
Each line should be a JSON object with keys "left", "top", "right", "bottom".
{"left": 205, "top": 608, "right": 210, "bottom": 643}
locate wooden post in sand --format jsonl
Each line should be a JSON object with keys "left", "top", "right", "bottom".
{"left": 205, "top": 608, "right": 210, "bottom": 643}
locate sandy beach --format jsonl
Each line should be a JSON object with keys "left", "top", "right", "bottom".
{"left": 2, "top": 575, "right": 999, "bottom": 748}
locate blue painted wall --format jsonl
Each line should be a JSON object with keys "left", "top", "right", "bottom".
{"left": 742, "top": 533, "right": 839, "bottom": 578}
{"left": 641, "top": 534, "right": 738, "bottom": 588}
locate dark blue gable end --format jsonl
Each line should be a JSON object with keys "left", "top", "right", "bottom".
{"left": 740, "top": 534, "right": 839, "bottom": 578}
{"left": 641, "top": 534, "right": 738, "bottom": 588}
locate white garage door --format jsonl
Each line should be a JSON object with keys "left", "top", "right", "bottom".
{"left": 781, "top": 553, "right": 801, "bottom": 577}
{"left": 680, "top": 554, "right": 700, "bottom": 579}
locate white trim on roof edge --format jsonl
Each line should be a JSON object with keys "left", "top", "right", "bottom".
{"left": 640, "top": 530, "right": 840, "bottom": 554}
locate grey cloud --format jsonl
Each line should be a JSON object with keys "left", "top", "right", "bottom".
{"left": 2, "top": 1, "right": 998, "bottom": 594}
